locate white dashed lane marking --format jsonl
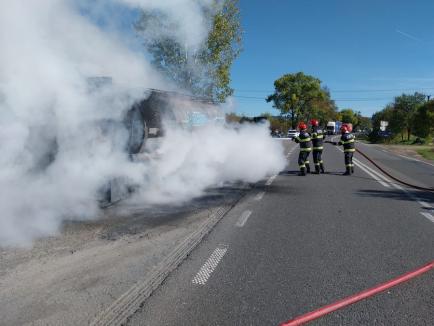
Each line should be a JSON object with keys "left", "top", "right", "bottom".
{"left": 287, "top": 148, "right": 296, "bottom": 158}
{"left": 420, "top": 212, "right": 434, "bottom": 224}
{"left": 236, "top": 210, "right": 252, "bottom": 227}
{"left": 254, "top": 192, "right": 265, "bottom": 201}
{"left": 192, "top": 246, "right": 228, "bottom": 285}
{"left": 266, "top": 175, "right": 277, "bottom": 186}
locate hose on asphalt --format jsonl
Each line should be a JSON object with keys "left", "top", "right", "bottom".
{"left": 355, "top": 148, "right": 434, "bottom": 192}
{"left": 326, "top": 139, "right": 434, "bottom": 192}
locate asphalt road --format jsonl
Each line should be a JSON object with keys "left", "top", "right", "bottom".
{"left": 128, "top": 139, "right": 434, "bottom": 326}
{"left": 356, "top": 141, "right": 434, "bottom": 189}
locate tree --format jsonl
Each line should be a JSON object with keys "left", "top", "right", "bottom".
{"left": 136, "top": 0, "right": 242, "bottom": 102}
{"left": 266, "top": 72, "right": 331, "bottom": 128}
{"left": 225, "top": 112, "right": 241, "bottom": 123}
{"left": 356, "top": 115, "right": 372, "bottom": 131}
{"left": 413, "top": 100, "right": 434, "bottom": 138}
{"left": 340, "top": 108, "right": 359, "bottom": 126}
{"left": 308, "top": 87, "right": 339, "bottom": 126}
{"left": 393, "top": 92, "right": 426, "bottom": 140}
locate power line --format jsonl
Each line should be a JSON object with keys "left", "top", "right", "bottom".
{"left": 234, "top": 87, "right": 434, "bottom": 94}
{"left": 233, "top": 95, "right": 393, "bottom": 102}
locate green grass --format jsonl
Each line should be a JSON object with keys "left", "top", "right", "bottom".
{"left": 417, "top": 148, "right": 434, "bottom": 161}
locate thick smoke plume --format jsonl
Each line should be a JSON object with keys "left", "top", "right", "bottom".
{"left": 138, "top": 122, "right": 285, "bottom": 204}
{"left": 0, "top": 0, "right": 285, "bottom": 246}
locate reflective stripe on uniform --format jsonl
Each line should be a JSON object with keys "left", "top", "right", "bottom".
{"left": 298, "top": 138, "right": 311, "bottom": 142}
{"left": 300, "top": 148, "right": 312, "bottom": 152}
{"left": 341, "top": 139, "right": 355, "bottom": 144}
{"left": 344, "top": 149, "right": 356, "bottom": 152}
{"left": 313, "top": 147, "right": 323, "bottom": 150}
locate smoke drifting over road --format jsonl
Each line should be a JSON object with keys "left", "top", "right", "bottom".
{"left": 138, "top": 123, "right": 285, "bottom": 205}
{"left": 0, "top": 1, "right": 285, "bottom": 246}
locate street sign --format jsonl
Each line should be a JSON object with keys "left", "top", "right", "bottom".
{"left": 380, "top": 120, "right": 389, "bottom": 131}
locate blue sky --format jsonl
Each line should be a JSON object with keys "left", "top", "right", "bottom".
{"left": 80, "top": 0, "right": 434, "bottom": 118}
{"left": 231, "top": 0, "right": 434, "bottom": 117}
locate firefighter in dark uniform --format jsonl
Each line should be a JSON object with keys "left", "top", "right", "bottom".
{"left": 310, "top": 119, "right": 325, "bottom": 174}
{"left": 294, "top": 122, "right": 312, "bottom": 176}
{"left": 338, "top": 124, "right": 355, "bottom": 175}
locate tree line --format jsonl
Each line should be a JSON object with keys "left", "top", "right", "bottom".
{"left": 371, "top": 93, "right": 434, "bottom": 141}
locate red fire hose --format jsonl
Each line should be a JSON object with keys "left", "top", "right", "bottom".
{"left": 279, "top": 261, "right": 434, "bottom": 326}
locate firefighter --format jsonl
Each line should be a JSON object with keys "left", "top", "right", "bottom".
{"left": 310, "top": 119, "right": 325, "bottom": 174}
{"left": 338, "top": 124, "right": 355, "bottom": 175}
{"left": 294, "top": 122, "right": 312, "bottom": 176}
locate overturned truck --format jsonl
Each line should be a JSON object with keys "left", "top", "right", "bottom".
{"left": 26, "top": 81, "right": 224, "bottom": 206}
{"left": 108, "top": 89, "right": 225, "bottom": 204}
{"left": 125, "top": 89, "right": 224, "bottom": 155}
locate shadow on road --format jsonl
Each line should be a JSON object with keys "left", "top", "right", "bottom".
{"left": 280, "top": 170, "right": 383, "bottom": 184}
{"left": 356, "top": 189, "right": 434, "bottom": 207}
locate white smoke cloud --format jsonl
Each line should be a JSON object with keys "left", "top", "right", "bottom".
{"left": 137, "top": 122, "right": 286, "bottom": 205}
{"left": 115, "top": 0, "right": 215, "bottom": 48}
{"left": 0, "top": 0, "right": 286, "bottom": 246}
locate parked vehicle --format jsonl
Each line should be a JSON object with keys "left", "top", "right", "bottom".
{"left": 287, "top": 129, "right": 299, "bottom": 139}
{"left": 326, "top": 121, "right": 342, "bottom": 135}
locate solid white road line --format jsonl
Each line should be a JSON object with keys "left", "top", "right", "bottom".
{"left": 420, "top": 212, "right": 434, "bottom": 224}
{"left": 236, "top": 210, "right": 252, "bottom": 227}
{"left": 397, "top": 154, "right": 419, "bottom": 162}
{"left": 395, "top": 153, "right": 434, "bottom": 167}
{"left": 338, "top": 145, "right": 434, "bottom": 224}
{"left": 192, "top": 246, "right": 228, "bottom": 285}
{"left": 418, "top": 201, "right": 432, "bottom": 209}
{"left": 354, "top": 161, "right": 391, "bottom": 188}
{"left": 353, "top": 158, "right": 395, "bottom": 186}
{"left": 359, "top": 142, "right": 434, "bottom": 168}
{"left": 352, "top": 150, "right": 434, "bottom": 218}
{"left": 266, "top": 175, "right": 277, "bottom": 186}
{"left": 335, "top": 147, "right": 390, "bottom": 188}
{"left": 254, "top": 192, "right": 266, "bottom": 201}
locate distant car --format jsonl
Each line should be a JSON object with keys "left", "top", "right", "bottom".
{"left": 287, "top": 129, "right": 299, "bottom": 139}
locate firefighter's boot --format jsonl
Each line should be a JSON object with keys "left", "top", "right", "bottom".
{"left": 298, "top": 168, "right": 306, "bottom": 176}
{"left": 313, "top": 165, "right": 320, "bottom": 174}
{"left": 351, "top": 165, "right": 354, "bottom": 174}
{"left": 343, "top": 167, "right": 351, "bottom": 175}
{"left": 320, "top": 163, "right": 325, "bottom": 174}
{"left": 306, "top": 164, "right": 311, "bottom": 174}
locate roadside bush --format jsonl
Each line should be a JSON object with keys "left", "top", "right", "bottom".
{"left": 412, "top": 137, "right": 425, "bottom": 145}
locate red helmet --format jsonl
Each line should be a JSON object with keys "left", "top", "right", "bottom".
{"left": 298, "top": 122, "right": 307, "bottom": 130}
{"left": 340, "top": 124, "right": 349, "bottom": 133}
{"left": 310, "top": 119, "right": 319, "bottom": 127}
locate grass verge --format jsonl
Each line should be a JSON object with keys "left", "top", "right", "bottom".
{"left": 417, "top": 147, "right": 434, "bottom": 161}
